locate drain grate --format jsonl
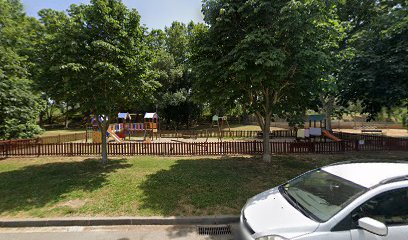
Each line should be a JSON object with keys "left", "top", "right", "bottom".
{"left": 197, "top": 225, "right": 232, "bottom": 235}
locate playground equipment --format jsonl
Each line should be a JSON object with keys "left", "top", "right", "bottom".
{"left": 322, "top": 129, "right": 341, "bottom": 142}
{"left": 296, "top": 115, "right": 342, "bottom": 142}
{"left": 107, "top": 128, "right": 124, "bottom": 143}
{"left": 113, "top": 112, "right": 132, "bottom": 140}
{"left": 143, "top": 112, "right": 159, "bottom": 140}
{"left": 88, "top": 115, "right": 125, "bottom": 143}
{"left": 211, "top": 115, "right": 232, "bottom": 141}
{"left": 109, "top": 112, "right": 160, "bottom": 141}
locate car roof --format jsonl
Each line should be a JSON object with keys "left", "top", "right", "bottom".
{"left": 322, "top": 162, "right": 408, "bottom": 188}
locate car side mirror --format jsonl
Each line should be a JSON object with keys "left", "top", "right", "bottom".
{"left": 358, "top": 217, "right": 388, "bottom": 236}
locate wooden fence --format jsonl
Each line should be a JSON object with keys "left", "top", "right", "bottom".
{"left": 159, "top": 129, "right": 296, "bottom": 139}
{"left": 159, "top": 130, "right": 261, "bottom": 138}
{"left": 1, "top": 138, "right": 407, "bottom": 157}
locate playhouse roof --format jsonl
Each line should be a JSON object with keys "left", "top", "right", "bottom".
{"left": 91, "top": 115, "right": 108, "bottom": 124}
{"left": 144, "top": 112, "right": 158, "bottom": 119}
{"left": 307, "top": 114, "right": 326, "bottom": 122}
{"left": 118, "top": 112, "right": 131, "bottom": 119}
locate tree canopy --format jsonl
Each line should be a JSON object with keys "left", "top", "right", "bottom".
{"left": 0, "top": 0, "right": 44, "bottom": 139}
{"left": 36, "top": 0, "right": 158, "bottom": 162}
{"left": 340, "top": 0, "right": 408, "bottom": 118}
{"left": 149, "top": 22, "right": 204, "bottom": 129}
{"left": 192, "top": 0, "right": 334, "bottom": 161}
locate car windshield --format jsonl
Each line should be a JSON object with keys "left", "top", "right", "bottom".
{"left": 282, "top": 169, "right": 367, "bottom": 222}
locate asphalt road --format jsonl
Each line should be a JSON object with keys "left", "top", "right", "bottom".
{"left": 0, "top": 224, "right": 241, "bottom": 240}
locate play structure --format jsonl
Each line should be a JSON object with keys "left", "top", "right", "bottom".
{"left": 88, "top": 112, "right": 160, "bottom": 143}
{"left": 211, "top": 115, "right": 233, "bottom": 140}
{"left": 296, "top": 115, "right": 342, "bottom": 142}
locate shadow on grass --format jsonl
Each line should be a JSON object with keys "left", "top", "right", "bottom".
{"left": 0, "top": 159, "right": 131, "bottom": 216}
{"left": 139, "top": 156, "right": 317, "bottom": 217}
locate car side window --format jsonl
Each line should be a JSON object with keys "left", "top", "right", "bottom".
{"left": 352, "top": 187, "right": 408, "bottom": 226}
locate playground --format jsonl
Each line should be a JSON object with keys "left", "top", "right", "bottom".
{"left": 1, "top": 113, "right": 407, "bottom": 158}
{"left": 86, "top": 113, "right": 350, "bottom": 144}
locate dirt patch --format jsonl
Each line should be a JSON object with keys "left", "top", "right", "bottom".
{"left": 333, "top": 128, "right": 408, "bottom": 138}
{"left": 55, "top": 199, "right": 87, "bottom": 209}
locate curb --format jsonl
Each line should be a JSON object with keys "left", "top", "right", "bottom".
{"left": 0, "top": 216, "right": 240, "bottom": 228}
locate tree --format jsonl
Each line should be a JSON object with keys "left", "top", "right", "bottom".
{"left": 0, "top": 47, "right": 44, "bottom": 139}
{"left": 37, "top": 0, "right": 158, "bottom": 163}
{"left": 34, "top": 9, "right": 78, "bottom": 128}
{"left": 192, "top": 0, "right": 332, "bottom": 162}
{"left": 340, "top": 0, "right": 408, "bottom": 119}
{"left": 150, "top": 22, "right": 203, "bottom": 129}
{"left": 0, "top": 0, "right": 44, "bottom": 139}
{"left": 314, "top": 0, "right": 384, "bottom": 129}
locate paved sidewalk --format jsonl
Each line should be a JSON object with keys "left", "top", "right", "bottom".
{"left": 0, "top": 224, "right": 241, "bottom": 240}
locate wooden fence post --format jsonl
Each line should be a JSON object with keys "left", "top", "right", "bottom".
{"left": 70, "top": 142, "right": 74, "bottom": 156}
{"left": 37, "top": 142, "right": 41, "bottom": 157}
{"left": 355, "top": 140, "right": 359, "bottom": 151}
{"left": 5, "top": 141, "right": 10, "bottom": 158}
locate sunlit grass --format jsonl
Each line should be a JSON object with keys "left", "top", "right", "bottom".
{"left": 0, "top": 152, "right": 406, "bottom": 218}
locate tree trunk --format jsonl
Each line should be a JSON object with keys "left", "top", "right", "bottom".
{"left": 98, "top": 116, "right": 108, "bottom": 164}
{"left": 322, "top": 95, "right": 335, "bottom": 131}
{"left": 326, "top": 114, "right": 332, "bottom": 131}
{"left": 262, "top": 113, "right": 271, "bottom": 162}
{"left": 325, "top": 97, "right": 334, "bottom": 131}
{"left": 39, "top": 111, "right": 44, "bottom": 126}
{"left": 242, "top": 108, "right": 250, "bottom": 125}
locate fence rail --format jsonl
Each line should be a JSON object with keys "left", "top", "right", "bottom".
{"left": 1, "top": 139, "right": 407, "bottom": 157}
{"left": 159, "top": 129, "right": 296, "bottom": 139}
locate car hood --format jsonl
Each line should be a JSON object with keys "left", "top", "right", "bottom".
{"left": 243, "top": 187, "right": 320, "bottom": 239}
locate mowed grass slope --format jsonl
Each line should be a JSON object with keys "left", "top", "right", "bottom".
{"left": 0, "top": 152, "right": 407, "bottom": 218}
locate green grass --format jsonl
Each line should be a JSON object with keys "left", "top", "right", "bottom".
{"left": 0, "top": 152, "right": 407, "bottom": 218}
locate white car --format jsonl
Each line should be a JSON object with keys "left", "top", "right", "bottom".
{"left": 240, "top": 161, "right": 408, "bottom": 240}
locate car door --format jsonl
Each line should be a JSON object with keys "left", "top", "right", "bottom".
{"left": 350, "top": 187, "right": 408, "bottom": 240}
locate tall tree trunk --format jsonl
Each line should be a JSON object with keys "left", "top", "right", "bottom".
{"left": 242, "top": 107, "right": 249, "bottom": 125}
{"left": 262, "top": 112, "right": 271, "bottom": 163}
{"left": 320, "top": 95, "right": 335, "bottom": 131}
{"left": 98, "top": 115, "right": 108, "bottom": 164}
{"left": 39, "top": 111, "right": 44, "bottom": 126}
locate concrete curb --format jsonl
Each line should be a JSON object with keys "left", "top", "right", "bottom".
{"left": 0, "top": 216, "right": 240, "bottom": 228}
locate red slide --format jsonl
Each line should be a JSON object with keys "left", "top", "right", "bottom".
{"left": 322, "top": 130, "right": 342, "bottom": 142}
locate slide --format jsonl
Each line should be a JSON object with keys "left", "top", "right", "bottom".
{"left": 322, "top": 130, "right": 342, "bottom": 142}
{"left": 108, "top": 128, "right": 124, "bottom": 143}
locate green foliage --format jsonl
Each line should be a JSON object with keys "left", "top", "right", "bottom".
{"left": 340, "top": 0, "right": 408, "bottom": 118}
{"left": 193, "top": 0, "right": 332, "bottom": 117}
{"left": 35, "top": 0, "right": 159, "bottom": 161}
{"left": 192, "top": 0, "right": 334, "bottom": 159}
{"left": 0, "top": 47, "right": 43, "bottom": 139}
{"left": 149, "top": 21, "right": 204, "bottom": 129}
{"left": 0, "top": 0, "right": 44, "bottom": 139}
{"left": 37, "top": 1, "right": 158, "bottom": 117}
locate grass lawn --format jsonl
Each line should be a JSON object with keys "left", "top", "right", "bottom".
{"left": 0, "top": 152, "right": 407, "bottom": 218}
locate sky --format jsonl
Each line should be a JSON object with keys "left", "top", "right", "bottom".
{"left": 21, "top": 0, "right": 204, "bottom": 29}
